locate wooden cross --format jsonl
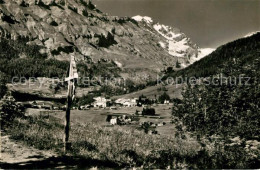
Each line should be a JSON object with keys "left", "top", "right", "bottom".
{"left": 64, "top": 55, "right": 78, "bottom": 152}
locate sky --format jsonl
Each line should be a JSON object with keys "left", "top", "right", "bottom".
{"left": 92, "top": 0, "right": 260, "bottom": 48}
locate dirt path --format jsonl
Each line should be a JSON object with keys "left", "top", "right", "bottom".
{"left": 0, "top": 132, "right": 56, "bottom": 165}
{"left": 0, "top": 133, "right": 118, "bottom": 169}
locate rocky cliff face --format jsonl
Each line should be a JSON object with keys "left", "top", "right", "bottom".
{"left": 0, "top": 0, "right": 212, "bottom": 82}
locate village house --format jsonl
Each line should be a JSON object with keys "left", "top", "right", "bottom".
{"left": 115, "top": 98, "right": 137, "bottom": 107}
{"left": 93, "top": 97, "right": 107, "bottom": 108}
{"left": 164, "top": 100, "right": 170, "bottom": 104}
{"left": 107, "top": 115, "right": 132, "bottom": 125}
{"left": 110, "top": 118, "right": 117, "bottom": 125}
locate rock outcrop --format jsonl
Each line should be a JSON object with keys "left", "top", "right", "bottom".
{"left": 0, "top": 0, "right": 213, "bottom": 82}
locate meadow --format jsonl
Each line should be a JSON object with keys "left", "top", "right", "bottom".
{"left": 5, "top": 115, "right": 202, "bottom": 169}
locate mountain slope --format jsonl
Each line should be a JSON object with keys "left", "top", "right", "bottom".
{"left": 165, "top": 32, "right": 260, "bottom": 79}
{"left": 116, "top": 33, "right": 260, "bottom": 100}
{"left": 171, "top": 33, "right": 260, "bottom": 145}
{"left": 0, "top": 0, "right": 208, "bottom": 83}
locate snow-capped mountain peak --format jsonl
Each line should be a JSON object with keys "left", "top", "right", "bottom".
{"left": 132, "top": 15, "right": 153, "bottom": 24}
{"left": 132, "top": 15, "right": 214, "bottom": 67}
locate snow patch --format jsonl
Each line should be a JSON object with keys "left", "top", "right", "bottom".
{"left": 159, "top": 41, "right": 166, "bottom": 48}
{"left": 187, "top": 48, "right": 215, "bottom": 64}
{"left": 168, "top": 38, "right": 190, "bottom": 57}
{"left": 132, "top": 15, "right": 153, "bottom": 24}
{"left": 114, "top": 61, "right": 123, "bottom": 68}
{"left": 153, "top": 23, "right": 182, "bottom": 40}
{"left": 198, "top": 48, "right": 215, "bottom": 59}
{"left": 244, "top": 31, "right": 260, "bottom": 38}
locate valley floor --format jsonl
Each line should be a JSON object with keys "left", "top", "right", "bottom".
{"left": 25, "top": 104, "right": 175, "bottom": 136}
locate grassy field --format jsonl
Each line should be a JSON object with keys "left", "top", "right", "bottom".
{"left": 5, "top": 115, "right": 202, "bottom": 168}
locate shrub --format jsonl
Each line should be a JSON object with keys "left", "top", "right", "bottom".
{"left": 176, "top": 60, "right": 181, "bottom": 68}
{"left": 1, "top": 15, "right": 16, "bottom": 24}
{"left": 50, "top": 20, "right": 58, "bottom": 26}
{"left": 59, "top": 0, "right": 65, "bottom": 6}
{"left": 78, "top": 94, "right": 95, "bottom": 106}
{"left": 20, "top": 0, "right": 29, "bottom": 7}
{"left": 106, "top": 115, "right": 112, "bottom": 122}
{"left": 51, "top": 46, "right": 74, "bottom": 55}
{"left": 37, "top": 0, "right": 50, "bottom": 10}
{"left": 80, "top": 0, "right": 88, "bottom": 7}
{"left": 0, "top": 72, "right": 7, "bottom": 98}
{"left": 88, "top": 0, "right": 95, "bottom": 10}
{"left": 158, "top": 92, "right": 170, "bottom": 104}
{"left": 82, "top": 9, "right": 88, "bottom": 17}
{"left": 68, "top": 6, "right": 78, "bottom": 13}
{"left": 0, "top": 98, "right": 25, "bottom": 128}
{"left": 142, "top": 108, "right": 156, "bottom": 116}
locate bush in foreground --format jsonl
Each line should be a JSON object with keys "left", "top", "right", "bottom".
{"left": 0, "top": 98, "right": 25, "bottom": 128}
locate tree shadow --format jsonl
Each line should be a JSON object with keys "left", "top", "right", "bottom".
{"left": 0, "top": 155, "right": 125, "bottom": 169}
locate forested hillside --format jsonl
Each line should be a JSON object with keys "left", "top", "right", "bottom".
{"left": 0, "top": 38, "right": 69, "bottom": 79}
{"left": 0, "top": 36, "right": 125, "bottom": 99}
{"left": 171, "top": 33, "right": 260, "bottom": 168}
{"left": 173, "top": 58, "right": 260, "bottom": 139}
